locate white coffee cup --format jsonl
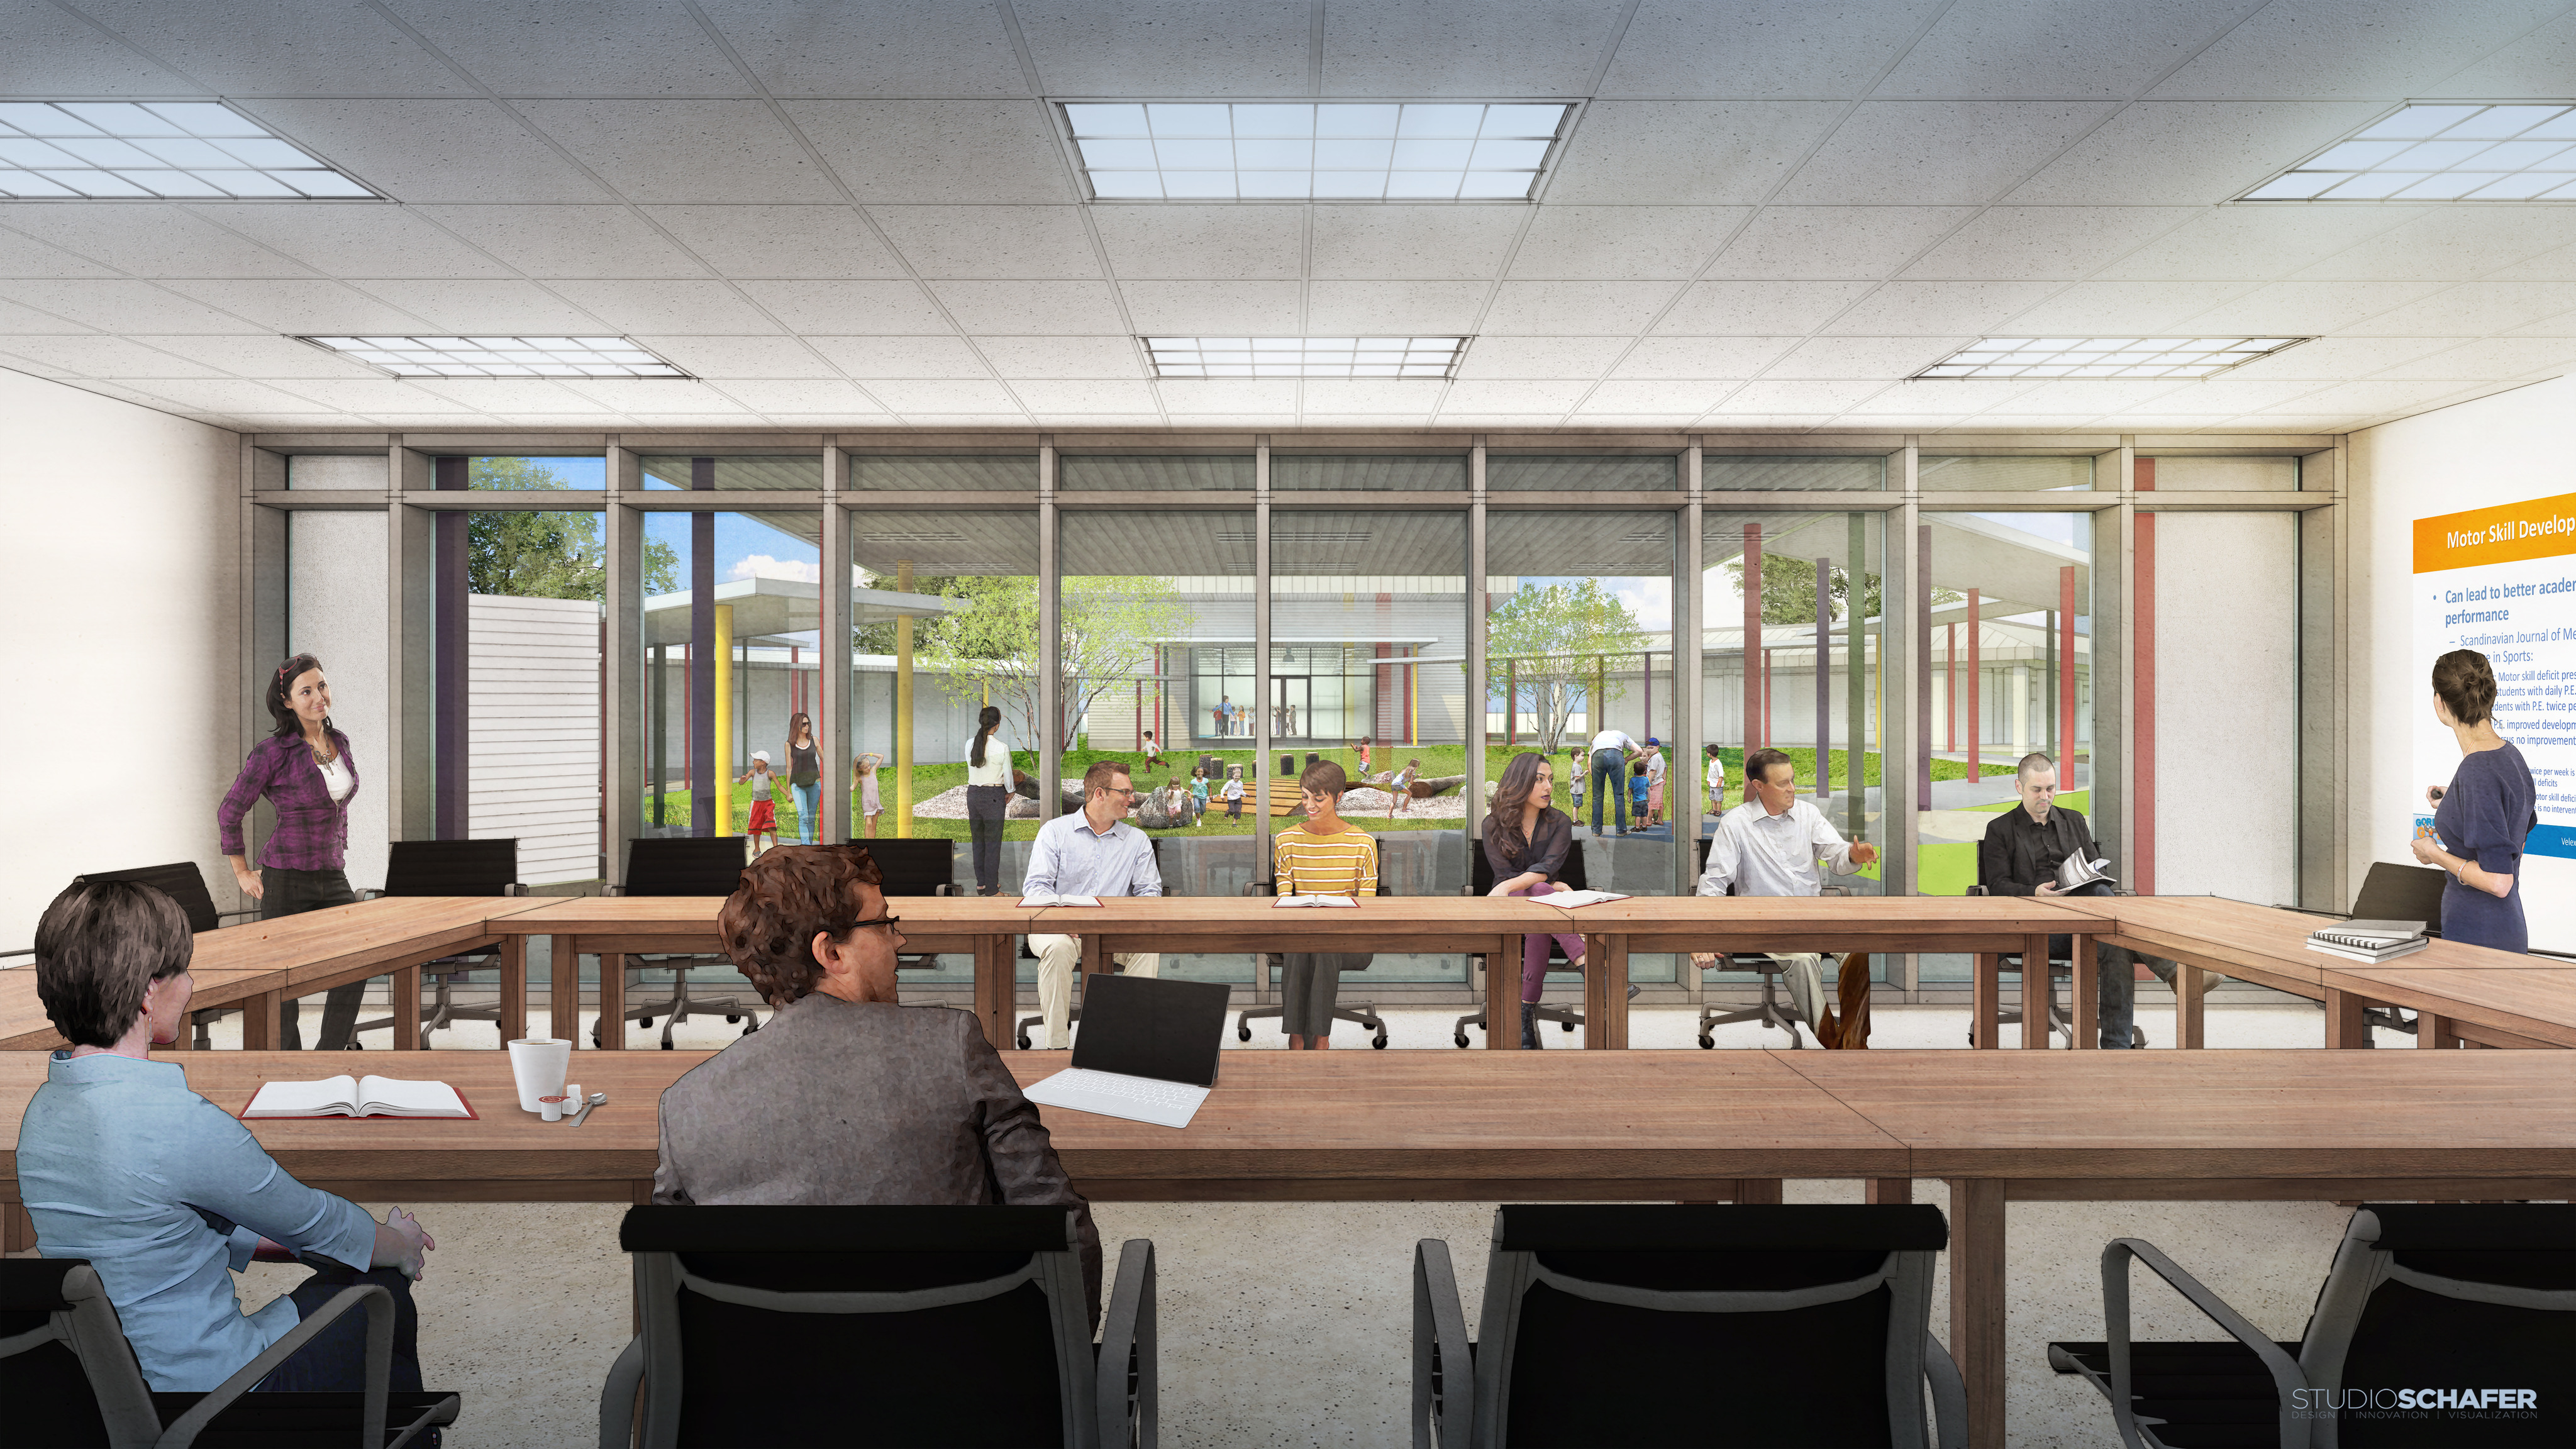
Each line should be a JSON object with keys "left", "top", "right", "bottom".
{"left": 507, "top": 1037, "right": 572, "bottom": 1114}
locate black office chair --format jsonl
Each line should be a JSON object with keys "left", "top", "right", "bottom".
{"left": 1687, "top": 834, "right": 1843, "bottom": 1050}
{"left": 1415, "top": 1205, "right": 1965, "bottom": 1448}
{"left": 1, "top": 1257, "right": 458, "bottom": 1449}
{"left": 2279, "top": 861, "right": 2449, "bottom": 1040}
{"left": 1240, "top": 836, "right": 1389, "bottom": 1049}
{"left": 353, "top": 838, "right": 524, "bottom": 1047}
{"left": 601, "top": 1206, "right": 1157, "bottom": 1449}
{"left": 601, "top": 838, "right": 759, "bottom": 1050}
{"left": 65, "top": 863, "right": 260, "bottom": 1050}
{"left": 1963, "top": 845, "right": 2104, "bottom": 1047}
{"left": 1450, "top": 844, "right": 1633, "bottom": 1048}
{"left": 865, "top": 838, "right": 962, "bottom": 975}
{"left": 1018, "top": 839, "right": 1169, "bottom": 1049}
{"left": 2049, "top": 1203, "right": 2575, "bottom": 1448}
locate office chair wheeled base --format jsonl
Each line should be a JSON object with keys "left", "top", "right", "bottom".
{"left": 597, "top": 962, "right": 762, "bottom": 1050}
{"left": 1452, "top": 984, "right": 1638, "bottom": 1046}
{"left": 1238, "top": 1002, "right": 1390, "bottom": 1048}
{"left": 1697, "top": 960, "right": 1811, "bottom": 1048}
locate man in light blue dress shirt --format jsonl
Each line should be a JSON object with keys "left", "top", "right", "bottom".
{"left": 15, "top": 880, "right": 435, "bottom": 1394}
{"left": 1024, "top": 760, "right": 1163, "bottom": 1047}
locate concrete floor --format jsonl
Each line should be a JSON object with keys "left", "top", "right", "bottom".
{"left": 200, "top": 996, "right": 2416, "bottom": 1447}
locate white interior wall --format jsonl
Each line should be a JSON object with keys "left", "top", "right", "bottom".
{"left": 469, "top": 594, "right": 601, "bottom": 885}
{"left": 2154, "top": 513, "right": 2299, "bottom": 905}
{"left": 2350, "top": 373, "right": 2576, "bottom": 948}
{"left": 287, "top": 509, "right": 390, "bottom": 891}
{"left": 0, "top": 368, "right": 238, "bottom": 943}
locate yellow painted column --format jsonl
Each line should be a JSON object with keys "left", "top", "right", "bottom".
{"left": 894, "top": 559, "right": 914, "bottom": 838}
{"left": 713, "top": 604, "right": 734, "bottom": 836}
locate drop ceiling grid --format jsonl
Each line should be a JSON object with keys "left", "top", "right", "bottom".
{"left": 0, "top": 0, "right": 2573, "bottom": 435}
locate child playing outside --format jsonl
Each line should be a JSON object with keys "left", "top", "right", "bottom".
{"left": 854, "top": 753, "right": 884, "bottom": 837}
{"left": 1165, "top": 775, "right": 1190, "bottom": 824}
{"left": 740, "top": 750, "right": 780, "bottom": 853}
{"left": 1354, "top": 736, "right": 1372, "bottom": 775}
{"left": 1223, "top": 766, "right": 1245, "bottom": 819}
{"left": 1386, "top": 758, "right": 1421, "bottom": 818}
{"left": 1567, "top": 747, "right": 1585, "bottom": 814}
{"left": 1191, "top": 765, "right": 1210, "bottom": 824}
{"left": 1143, "top": 730, "right": 1162, "bottom": 769}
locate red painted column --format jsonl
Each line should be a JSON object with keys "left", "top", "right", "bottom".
{"left": 1743, "top": 525, "right": 1762, "bottom": 753}
{"left": 1945, "top": 622, "right": 1956, "bottom": 752}
{"left": 2135, "top": 457, "right": 2157, "bottom": 894}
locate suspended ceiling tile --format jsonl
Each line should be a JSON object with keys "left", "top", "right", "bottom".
{"left": 2364, "top": 336, "right": 2576, "bottom": 380}
{"left": 1579, "top": 380, "right": 1733, "bottom": 413}
{"left": 1711, "top": 379, "right": 1892, "bottom": 413}
{"left": 2163, "top": 279, "right": 2449, "bottom": 335}
{"left": 558, "top": 378, "right": 757, "bottom": 413}
{"left": 697, "top": 0, "right": 1030, "bottom": 96}
{"left": 113, "top": 376, "right": 343, "bottom": 413}
{"left": 1609, "top": 336, "right": 1801, "bottom": 379}
{"left": 2092, "top": 205, "right": 2424, "bottom": 282}
{"left": 2160, "top": 378, "right": 2338, "bottom": 411}
{"left": 733, "top": 279, "right": 950, "bottom": 334}
{"left": 1023, "top": 0, "right": 1311, "bottom": 95}
{"left": 1302, "top": 280, "right": 1490, "bottom": 335}
{"left": 633, "top": 334, "right": 844, "bottom": 379}
{"left": 0, "top": 334, "right": 226, "bottom": 377}
{"left": 130, "top": 333, "right": 384, "bottom": 377}
{"left": 0, "top": 225, "right": 118, "bottom": 280}
{"left": 347, "top": 280, "right": 609, "bottom": 334}
{"left": 1763, "top": 335, "right": 1968, "bottom": 379}
{"left": 1507, "top": 206, "right": 1747, "bottom": 280}
{"left": 543, "top": 279, "right": 782, "bottom": 333}
{"left": 0, "top": 288, "right": 106, "bottom": 333}
{"left": 1117, "top": 279, "right": 1304, "bottom": 335}
{"left": 2003, "top": 377, "right": 2202, "bottom": 413}
{"left": 417, "top": 205, "right": 712, "bottom": 278}
{"left": 2216, "top": 335, "right": 2462, "bottom": 380}
{"left": 1545, "top": 102, "right": 1848, "bottom": 206}
{"left": 0, "top": 204, "right": 319, "bottom": 279}
{"left": 869, "top": 205, "right": 1105, "bottom": 280}
{"left": 77, "top": 0, "right": 470, "bottom": 94}
{"left": 1875, "top": 0, "right": 2257, "bottom": 99}
{"left": 191, "top": 204, "right": 516, "bottom": 279}
{"left": 2293, "top": 378, "right": 2522, "bottom": 416}
{"left": 1156, "top": 379, "right": 1301, "bottom": 412}
{"left": 804, "top": 335, "right": 991, "bottom": 379}
{"left": 862, "top": 379, "right": 1026, "bottom": 413}
{"left": 1777, "top": 102, "right": 2115, "bottom": 206}
{"left": 1090, "top": 206, "right": 1304, "bottom": 281}
{"left": 1688, "top": 412, "right": 1832, "bottom": 430}
{"left": 0, "top": 1, "right": 204, "bottom": 94}
{"left": 2337, "top": 283, "right": 2576, "bottom": 338}
{"left": 2001, "top": 101, "right": 2382, "bottom": 204}
{"left": 974, "top": 335, "right": 1149, "bottom": 380}
{"left": 517, "top": 100, "right": 842, "bottom": 204}
{"left": 1438, "top": 379, "right": 1592, "bottom": 412}
{"left": 2147, "top": 0, "right": 2572, "bottom": 99}
{"left": 1902, "top": 208, "right": 2206, "bottom": 282}
{"left": 1300, "top": 379, "right": 1449, "bottom": 413}
{"left": 1297, "top": 413, "right": 1438, "bottom": 427}
{"left": 1455, "top": 336, "right": 1635, "bottom": 380}
{"left": 1654, "top": 280, "right": 1878, "bottom": 334}
{"left": 640, "top": 205, "right": 905, "bottom": 280}
{"left": 408, "top": 378, "right": 621, "bottom": 411}
{"left": 272, "top": 378, "right": 484, "bottom": 413}
{"left": 708, "top": 379, "right": 892, "bottom": 414}
{"left": 383, "top": 0, "right": 745, "bottom": 96}
{"left": 147, "top": 279, "right": 432, "bottom": 334}
{"left": 1704, "top": 207, "right": 1977, "bottom": 280}
{"left": 1996, "top": 280, "right": 2259, "bottom": 335}
{"left": 2290, "top": 209, "right": 2576, "bottom": 284}
{"left": 1481, "top": 279, "right": 1682, "bottom": 335}
{"left": 1008, "top": 379, "right": 1161, "bottom": 414}
{"left": 1822, "top": 281, "right": 2060, "bottom": 336}
{"left": 1597, "top": 0, "right": 1933, "bottom": 97}
{"left": 926, "top": 280, "right": 1129, "bottom": 335}
{"left": 2421, "top": 9, "right": 2576, "bottom": 96}
{"left": 1307, "top": 207, "right": 1525, "bottom": 281}
{"left": 783, "top": 102, "right": 1076, "bottom": 204}
{"left": 2097, "top": 413, "right": 2245, "bottom": 429}
{"left": 237, "top": 101, "right": 611, "bottom": 203}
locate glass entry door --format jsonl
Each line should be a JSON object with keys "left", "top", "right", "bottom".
{"left": 1270, "top": 675, "right": 1309, "bottom": 740}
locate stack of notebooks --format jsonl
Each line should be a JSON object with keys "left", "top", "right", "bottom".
{"left": 2306, "top": 919, "right": 2430, "bottom": 963}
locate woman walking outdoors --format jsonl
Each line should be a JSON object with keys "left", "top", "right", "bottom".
{"left": 784, "top": 712, "right": 821, "bottom": 844}
{"left": 965, "top": 706, "right": 1011, "bottom": 895}
{"left": 216, "top": 654, "right": 367, "bottom": 1050}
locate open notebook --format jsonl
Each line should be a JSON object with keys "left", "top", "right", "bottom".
{"left": 243, "top": 1075, "right": 474, "bottom": 1119}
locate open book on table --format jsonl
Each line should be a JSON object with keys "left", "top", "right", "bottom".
{"left": 243, "top": 1075, "right": 474, "bottom": 1119}
{"left": 1272, "top": 894, "right": 1360, "bottom": 908}
{"left": 1537, "top": 889, "right": 1630, "bottom": 909}
{"left": 1019, "top": 892, "right": 1101, "bottom": 907}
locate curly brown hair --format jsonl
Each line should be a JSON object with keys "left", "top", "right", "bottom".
{"left": 2431, "top": 648, "right": 2497, "bottom": 726}
{"left": 717, "top": 844, "right": 884, "bottom": 1006}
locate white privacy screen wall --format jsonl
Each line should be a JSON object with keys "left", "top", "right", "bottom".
{"left": 286, "top": 501, "right": 391, "bottom": 892}
{"left": 2151, "top": 509, "right": 2299, "bottom": 908}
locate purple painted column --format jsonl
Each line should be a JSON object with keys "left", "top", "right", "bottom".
{"left": 433, "top": 455, "right": 469, "bottom": 839}
{"left": 689, "top": 458, "right": 716, "bottom": 836}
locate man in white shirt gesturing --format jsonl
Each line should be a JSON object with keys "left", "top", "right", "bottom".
{"left": 1023, "top": 761, "right": 1163, "bottom": 1048}
{"left": 1690, "top": 747, "right": 1879, "bottom": 1043}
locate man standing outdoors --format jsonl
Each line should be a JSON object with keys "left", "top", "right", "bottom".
{"left": 1977, "top": 752, "right": 2175, "bottom": 1048}
{"left": 1690, "top": 748, "right": 1879, "bottom": 1045}
{"left": 1024, "top": 761, "right": 1164, "bottom": 1049}
{"left": 1585, "top": 725, "right": 1642, "bottom": 836}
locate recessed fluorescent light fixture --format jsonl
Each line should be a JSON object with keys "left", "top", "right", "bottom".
{"left": 2241, "top": 102, "right": 2576, "bottom": 201}
{"left": 0, "top": 101, "right": 374, "bottom": 199}
{"left": 299, "top": 335, "right": 692, "bottom": 379}
{"left": 1148, "top": 336, "right": 1466, "bottom": 379}
{"left": 1065, "top": 103, "right": 1570, "bottom": 201}
{"left": 1915, "top": 337, "right": 2309, "bottom": 380}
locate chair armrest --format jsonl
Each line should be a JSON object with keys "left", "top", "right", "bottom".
{"left": 2271, "top": 903, "right": 2343, "bottom": 919}
{"left": 1923, "top": 1331, "right": 1967, "bottom": 1449}
{"left": 603, "top": 885, "right": 627, "bottom": 898}
{"left": 358, "top": 888, "right": 385, "bottom": 901}
{"left": 157, "top": 1284, "right": 392, "bottom": 1449}
{"left": 1098, "top": 1240, "right": 1156, "bottom": 1449}
{"left": 505, "top": 883, "right": 529, "bottom": 897}
{"left": 1242, "top": 880, "right": 1275, "bottom": 897}
{"left": 936, "top": 884, "right": 956, "bottom": 896}
{"left": 1965, "top": 885, "right": 1989, "bottom": 896}
{"left": 2101, "top": 1238, "right": 2305, "bottom": 1449}
{"left": 1413, "top": 1240, "right": 1472, "bottom": 1449}
{"left": 597, "top": 1336, "right": 645, "bottom": 1449}
{"left": 1821, "top": 886, "right": 1851, "bottom": 897}
{"left": 215, "top": 907, "right": 263, "bottom": 923}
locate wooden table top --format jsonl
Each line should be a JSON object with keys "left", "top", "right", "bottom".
{"left": 2329, "top": 965, "right": 2576, "bottom": 1048}
{"left": 7, "top": 1048, "right": 2567, "bottom": 1198}
{"left": 0, "top": 898, "right": 553, "bottom": 1052}
{"left": 2053, "top": 894, "right": 2555, "bottom": 984}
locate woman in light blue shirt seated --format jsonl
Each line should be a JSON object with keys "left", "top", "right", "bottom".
{"left": 15, "top": 879, "right": 437, "bottom": 1396}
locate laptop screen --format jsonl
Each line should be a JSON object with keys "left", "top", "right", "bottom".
{"left": 1069, "top": 974, "right": 1231, "bottom": 1087}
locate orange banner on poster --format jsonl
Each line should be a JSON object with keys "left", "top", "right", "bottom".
{"left": 2413, "top": 492, "right": 2576, "bottom": 573}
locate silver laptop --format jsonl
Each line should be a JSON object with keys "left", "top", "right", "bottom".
{"left": 1020, "top": 974, "right": 1230, "bottom": 1129}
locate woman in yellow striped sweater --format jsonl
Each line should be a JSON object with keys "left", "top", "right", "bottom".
{"left": 1274, "top": 760, "right": 1378, "bottom": 1050}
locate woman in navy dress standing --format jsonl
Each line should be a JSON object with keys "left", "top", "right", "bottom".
{"left": 2410, "top": 648, "right": 2538, "bottom": 953}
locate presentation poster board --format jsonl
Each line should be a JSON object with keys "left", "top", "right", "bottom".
{"left": 2412, "top": 491, "right": 2576, "bottom": 862}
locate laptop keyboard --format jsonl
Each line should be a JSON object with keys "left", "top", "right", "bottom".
{"left": 1049, "top": 1067, "right": 1204, "bottom": 1110}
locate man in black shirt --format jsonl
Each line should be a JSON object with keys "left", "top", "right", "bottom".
{"left": 1978, "top": 752, "right": 2176, "bottom": 1048}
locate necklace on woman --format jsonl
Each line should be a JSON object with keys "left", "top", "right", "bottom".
{"left": 307, "top": 731, "right": 336, "bottom": 765}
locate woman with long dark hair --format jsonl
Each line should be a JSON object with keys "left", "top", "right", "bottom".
{"left": 215, "top": 654, "right": 367, "bottom": 1050}
{"left": 1482, "top": 750, "right": 1586, "bottom": 1048}
{"left": 785, "top": 711, "right": 821, "bottom": 844}
{"left": 964, "top": 704, "right": 1011, "bottom": 895}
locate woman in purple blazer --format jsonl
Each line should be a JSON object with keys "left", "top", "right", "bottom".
{"left": 217, "top": 653, "right": 365, "bottom": 1050}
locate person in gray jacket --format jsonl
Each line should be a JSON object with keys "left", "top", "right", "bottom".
{"left": 651, "top": 843, "right": 1101, "bottom": 1324}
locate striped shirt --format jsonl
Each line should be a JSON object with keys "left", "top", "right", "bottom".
{"left": 1274, "top": 826, "right": 1378, "bottom": 898}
